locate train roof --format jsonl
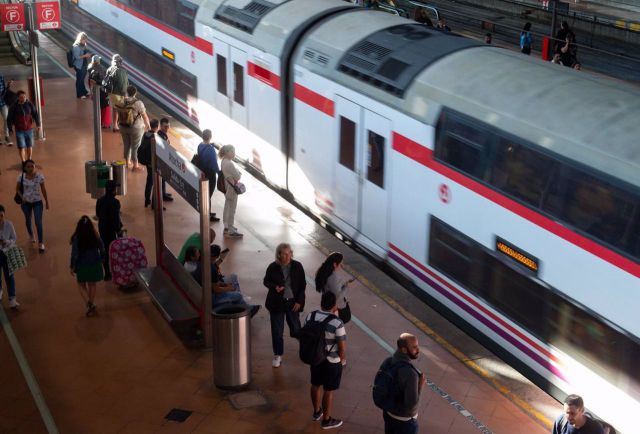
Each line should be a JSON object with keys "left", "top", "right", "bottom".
{"left": 294, "top": 10, "right": 640, "bottom": 188}
{"left": 415, "top": 48, "right": 640, "bottom": 188}
{"left": 197, "top": 0, "right": 354, "bottom": 55}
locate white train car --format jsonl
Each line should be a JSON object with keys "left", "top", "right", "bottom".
{"left": 60, "top": 1, "right": 639, "bottom": 431}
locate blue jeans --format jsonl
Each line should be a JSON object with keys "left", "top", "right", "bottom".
{"left": 21, "top": 200, "right": 44, "bottom": 243}
{"left": 74, "top": 66, "right": 88, "bottom": 98}
{"left": 383, "top": 412, "right": 418, "bottom": 434}
{"left": 213, "top": 290, "right": 247, "bottom": 307}
{"left": 269, "top": 300, "right": 301, "bottom": 356}
{"left": 0, "top": 251, "right": 16, "bottom": 299}
{"left": 15, "top": 130, "right": 33, "bottom": 149}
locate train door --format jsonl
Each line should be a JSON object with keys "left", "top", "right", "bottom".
{"left": 360, "top": 110, "right": 390, "bottom": 249}
{"left": 214, "top": 39, "right": 230, "bottom": 117}
{"left": 333, "top": 96, "right": 361, "bottom": 230}
{"left": 230, "top": 47, "right": 247, "bottom": 127}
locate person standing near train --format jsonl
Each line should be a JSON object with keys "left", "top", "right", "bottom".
{"left": 219, "top": 144, "right": 243, "bottom": 238}
{"left": 71, "top": 32, "right": 92, "bottom": 99}
{"left": 87, "top": 55, "right": 111, "bottom": 129}
{"left": 117, "top": 85, "right": 150, "bottom": 170}
{"left": 315, "top": 252, "right": 355, "bottom": 323}
{"left": 104, "top": 54, "right": 128, "bottom": 131}
{"left": 263, "top": 243, "right": 307, "bottom": 368}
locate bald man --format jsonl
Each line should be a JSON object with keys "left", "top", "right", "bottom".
{"left": 378, "top": 333, "right": 425, "bottom": 434}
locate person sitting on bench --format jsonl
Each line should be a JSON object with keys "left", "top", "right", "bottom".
{"left": 190, "top": 244, "right": 260, "bottom": 317}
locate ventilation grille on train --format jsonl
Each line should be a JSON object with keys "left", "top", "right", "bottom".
{"left": 337, "top": 24, "right": 480, "bottom": 98}
{"left": 303, "top": 49, "right": 330, "bottom": 68}
{"left": 215, "top": 0, "right": 286, "bottom": 34}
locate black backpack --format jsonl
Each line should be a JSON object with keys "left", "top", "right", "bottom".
{"left": 372, "top": 357, "right": 418, "bottom": 412}
{"left": 102, "top": 71, "right": 114, "bottom": 94}
{"left": 66, "top": 48, "right": 74, "bottom": 68}
{"left": 299, "top": 311, "right": 334, "bottom": 366}
{"left": 137, "top": 132, "right": 153, "bottom": 166}
{"left": 191, "top": 152, "right": 204, "bottom": 172}
{"left": 560, "top": 414, "right": 616, "bottom": 434}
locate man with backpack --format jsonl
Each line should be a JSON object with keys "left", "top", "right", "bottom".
{"left": 373, "top": 333, "right": 425, "bottom": 434}
{"left": 194, "top": 129, "right": 220, "bottom": 222}
{"left": 301, "top": 291, "right": 346, "bottom": 430}
{"left": 103, "top": 54, "right": 128, "bottom": 131}
{"left": 552, "top": 395, "right": 605, "bottom": 434}
{"left": 137, "top": 118, "right": 158, "bottom": 208}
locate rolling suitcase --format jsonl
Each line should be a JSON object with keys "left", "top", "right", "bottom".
{"left": 109, "top": 237, "right": 148, "bottom": 288}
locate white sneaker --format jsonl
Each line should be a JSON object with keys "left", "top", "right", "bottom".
{"left": 38, "top": 243, "right": 45, "bottom": 252}
{"left": 9, "top": 298, "right": 19, "bottom": 308}
{"left": 272, "top": 355, "right": 282, "bottom": 368}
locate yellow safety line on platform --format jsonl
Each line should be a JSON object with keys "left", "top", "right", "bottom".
{"left": 303, "top": 233, "right": 553, "bottom": 431}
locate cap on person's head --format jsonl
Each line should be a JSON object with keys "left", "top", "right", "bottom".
{"left": 91, "top": 55, "right": 101, "bottom": 63}
{"left": 210, "top": 244, "right": 221, "bottom": 258}
{"left": 105, "top": 180, "right": 119, "bottom": 190}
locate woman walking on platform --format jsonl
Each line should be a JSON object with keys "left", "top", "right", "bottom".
{"left": 0, "top": 205, "right": 19, "bottom": 309}
{"left": 70, "top": 216, "right": 105, "bottom": 317}
{"left": 219, "top": 145, "right": 243, "bottom": 238}
{"left": 15, "top": 159, "right": 49, "bottom": 253}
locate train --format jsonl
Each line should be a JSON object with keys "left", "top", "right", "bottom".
{"left": 60, "top": 1, "right": 639, "bottom": 431}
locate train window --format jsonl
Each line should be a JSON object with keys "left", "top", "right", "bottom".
{"left": 436, "top": 114, "right": 489, "bottom": 179}
{"left": 233, "top": 62, "right": 244, "bottom": 106}
{"left": 61, "top": 1, "right": 197, "bottom": 103}
{"left": 543, "top": 166, "right": 636, "bottom": 254}
{"left": 428, "top": 215, "right": 640, "bottom": 400}
{"left": 217, "top": 55, "right": 227, "bottom": 96}
{"left": 339, "top": 117, "right": 356, "bottom": 171}
{"left": 428, "top": 218, "right": 474, "bottom": 289}
{"left": 490, "top": 139, "right": 556, "bottom": 208}
{"left": 114, "top": 0, "right": 197, "bottom": 37}
{"left": 366, "top": 131, "right": 385, "bottom": 188}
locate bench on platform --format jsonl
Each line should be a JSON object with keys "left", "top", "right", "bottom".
{"left": 135, "top": 246, "right": 204, "bottom": 337}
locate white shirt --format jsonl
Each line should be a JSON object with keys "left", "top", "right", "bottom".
{"left": 17, "top": 172, "right": 44, "bottom": 203}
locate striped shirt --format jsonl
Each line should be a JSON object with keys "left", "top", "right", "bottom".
{"left": 303, "top": 310, "right": 346, "bottom": 364}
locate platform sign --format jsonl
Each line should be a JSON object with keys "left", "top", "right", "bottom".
{"left": 35, "top": 2, "right": 61, "bottom": 30}
{"left": 155, "top": 136, "right": 202, "bottom": 211}
{"left": 0, "top": 4, "right": 26, "bottom": 32}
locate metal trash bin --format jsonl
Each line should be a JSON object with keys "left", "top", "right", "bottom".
{"left": 212, "top": 305, "right": 251, "bottom": 389}
{"left": 89, "top": 163, "right": 112, "bottom": 199}
{"left": 111, "top": 160, "right": 127, "bottom": 196}
{"left": 85, "top": 160, "right": 96, "bottom": 193}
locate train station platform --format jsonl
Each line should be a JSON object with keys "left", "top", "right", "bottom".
{"left": 0, "top": 45, "right": 561, "bottom": 433}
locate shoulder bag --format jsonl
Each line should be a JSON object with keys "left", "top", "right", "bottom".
{"left": 338, "top": 297, "right": 351, "bottom": 324}
{"left": 226, "top": 178, "right": 246, "bottom": 195}
{"left": 14, "top": 174, "right": 24, "bottom": 205}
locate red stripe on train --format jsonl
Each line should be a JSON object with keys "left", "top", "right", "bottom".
{"left": 248, "top": 62, "right": 280, "bottom": 90}
{"left": 294, "top": 84, "right": 335, "bottom": 117}
{"left": 391, "top": 132, "right": 640, "bottom": 278}
{"left": 105, "top": 0, "right": 213, "bottom": 55}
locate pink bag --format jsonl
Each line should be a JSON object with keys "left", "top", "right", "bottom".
{"left": 109, "top": 237, "right": 148, "bottom": 287}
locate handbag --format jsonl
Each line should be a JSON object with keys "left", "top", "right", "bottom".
{"left": 216, "top": 173, "right": 226, "bottom": 194}
{"left": 227, "top": 179, "right": 246, "bottom": 195}
{"left": 5, "top": 246, "right": 27, "bottom": 275}
{"left": 14, "top": 174, "right": 24, "bottom": 205}
{"left": 338, "top": 298, "right": 351, "bottom": 324}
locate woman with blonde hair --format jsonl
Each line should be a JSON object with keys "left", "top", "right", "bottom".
{"left": 71, "top": 32, "right": 91, "bottom": 98}
{"left": 219, "top": 145, "right": 243, "bottom": 238}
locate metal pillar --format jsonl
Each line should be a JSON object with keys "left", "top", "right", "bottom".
{"left": 199, "top": 178, "right": 212, "bottom": 348}
{"left": 27, "top": 3, "right": 44, "bottom": 140}
{"left": 151, "top": 140, "right": 164, "bottom": 267}
{"left": 92, "top": 84, "right": 102, "bottom": 162}
{"left": 549, "top": 0, "right": 558, "bottom": 59}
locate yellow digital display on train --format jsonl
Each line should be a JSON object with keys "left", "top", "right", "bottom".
{"left": 162, "top": 48, "right": 175, "bottom": 62}
{"left": 496, "top": 238, "right": 539, "bottom": 272}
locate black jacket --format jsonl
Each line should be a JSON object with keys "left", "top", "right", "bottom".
{"left": 263, "top": 260, "right": 306, "bottom": 313}
{"left": 96, "top": 193, "right": 122, "bottom": 239}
